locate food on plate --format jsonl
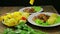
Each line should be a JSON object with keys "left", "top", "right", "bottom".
{"left": 33, "top": 13, "right": 60, "bottom": 25}
{"left": 0, "top": 12, "right": 29, "bottom": 27}
{"left": 4, "top": 18, "right": 18, "bottom": 26}
{"left": 23, "top": 6, "right": 42, "bottom": 13}
{"left": 37, "top": 14, "right": 49, "bottom": 22}
{"left": 3, "top": 22, "right": 47, "bottom": 34}
{"left": 32, "top": 6, "right": 42, "bottom": 12}
{"left": 23, "top": 7, "right": 35, "bottom": 13}
{"left": 35, "top": 19, "right": 43, "bottom": 24}
{"left": 47, "top": 13, "right": 58, "bottom": 24}
{"left": 47, "top": 18, "right": 57, "bottom": 25}
{"left": 32, "top": 16, "right": 37, "bottom": 21}
{"left": 50, "top": 13, "right": 58, "bottom": 18}
{"left": 22, "top": 12, "right": 30, "bottom": 18}
{"left": 56, "top": 16, "right": 60, "bottom": 23}
{"left": 6, "top": 13, "right": 12, "bottom": 18}
{"left": 33, "top": 14, "right": 50, "bottom": 22}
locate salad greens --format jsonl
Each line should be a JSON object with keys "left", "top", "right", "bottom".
{"left": 32, "top": 6, "right": 42, "bottom": 12}
{"left": 35, "top": 19, "right": 43, "bottom": 24}
{"left": 56, "top": 16, "right": 60, "bottom": 23}
{"left": 3, "top": 21, "right": 47, "bottom": 34}
{"left": 35, "top": 19, "right": 49, "bottom": 26}
{"left": 3, "top": 28, "right": 16, "bottom": 34}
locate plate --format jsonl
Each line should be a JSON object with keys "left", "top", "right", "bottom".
{"left": 19, "top": 7, "right": 43, "bottom": 14}
{"left": 28, "top": 12, "right": 60, "bottom": 27}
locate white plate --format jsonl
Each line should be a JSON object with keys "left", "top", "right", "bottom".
{"left": 28, "top": 12, "right": 60, "bottom": 27}
{"left": 19, "top": 7, "right": 43, "bottom": 14}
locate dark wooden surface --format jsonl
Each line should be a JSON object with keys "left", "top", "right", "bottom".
{"left": 0, "top": 6, "right": 60, "bottom": 34}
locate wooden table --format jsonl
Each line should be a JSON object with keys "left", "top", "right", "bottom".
{"left": 0, "top": 6, "right": 60, "bottom": 34}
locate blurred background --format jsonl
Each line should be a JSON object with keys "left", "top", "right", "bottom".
{"left": 0, "top": 0, "right": 60, "bottom": 13}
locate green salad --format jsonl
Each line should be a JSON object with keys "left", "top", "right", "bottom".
{"left": 32, "top": 6, "right": 42, "bottom": 12}
{"left": 3, "top": 21, "right": 47, "bottom": 34}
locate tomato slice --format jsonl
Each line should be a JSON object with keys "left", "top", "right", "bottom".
{"left": 21, "top": 17, "right": 26, "bottom": 20}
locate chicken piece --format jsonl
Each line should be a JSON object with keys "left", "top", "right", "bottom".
{"left": 32, "top": 16, "right": 37, "bottom": 21}
{"left": 37, "top": 14, "right": 46, "bottom": 19}
{"left": 24, "top": 8, "right": 34, "bottom": 13}
{"left": 37, "top": 14, "right": 49, "bottom": 22}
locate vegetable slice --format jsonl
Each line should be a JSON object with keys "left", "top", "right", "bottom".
{"left": 29, "top": 0, "right": 34, "bottom": 5}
